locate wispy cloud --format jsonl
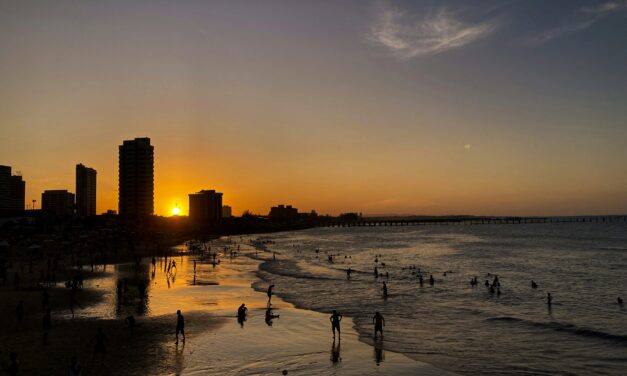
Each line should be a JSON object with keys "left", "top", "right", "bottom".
{"left": 527, "top": 1, "right": 627, "bottom": 45}
{"left": 368, "top": 5, "right": 498, "bottom": 59}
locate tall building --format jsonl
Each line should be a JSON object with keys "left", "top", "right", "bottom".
{"left": 42, "top": 190, "right": 75, "bottom": 215}
{"left": 222, "top": 205, "right": 232, "bottom": 218}
{"left": 118, "top": 138, "right": 154, "bottom": 218}
{"left": 0, "top": 165, "right": 25, "bottom": 214}
{"left": 189, "top": 190, "right": 223, "bottom": 224}
{"left": 76, "top": 163, "right": 97, "bottom": 216}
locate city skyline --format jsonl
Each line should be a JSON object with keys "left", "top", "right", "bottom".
{"left": 1, "top": 0, "right": 627, "bottom": 216}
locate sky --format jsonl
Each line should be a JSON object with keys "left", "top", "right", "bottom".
{"left": 1, "top": 0, "right": 626, "bottom": 216}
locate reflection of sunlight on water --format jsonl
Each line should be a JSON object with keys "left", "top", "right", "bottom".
{"left": 81, "top": 239, "right": 263, "bottom": 319}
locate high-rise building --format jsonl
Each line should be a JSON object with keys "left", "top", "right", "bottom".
{"left": 189, "top": 189, "right": 223, "bottom": 224}
{"left": 42, "top": 190, "right": 75, "bottom": 215}
{"left": 0, "top": 165, "right": 25, "bottom": 214}
{"left": 76, "top": 163, "right": 97, "bottom": 216}
{"left": 118, "top": 138, "right": 154, "bottom": 218}
{"left": 222, "top": 205, "right": 232, "bottom": 218}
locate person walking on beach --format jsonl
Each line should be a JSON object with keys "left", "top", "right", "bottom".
{"left": 267, "top": 284, "right": 275, "bottom": 305}
{"left": 373, "top": 311, "right": 385, "bottom": 339}
{"left": 175, "top": 310, "right": 185, "bottom": 344}
{"left": 330, "top": 310, "right": 343, "bottom": 338}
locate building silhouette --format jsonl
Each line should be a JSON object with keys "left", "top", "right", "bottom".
{"left": 189, "top": 190, "right": 223, "bottom": 224}
{"left": 222, "top": 205, "right": 232, "bottom": 218}
{"left": 269, "top": 204, "right": 298, "bottom": 221}
{"left": 118, "top": 138, "right": 154, "bottom": 218}
{"left": 0, "top": 165, "right": 25, "bottom": 214}
{"left": 42, "top": 190, "right": 75, "bottom": 215}
{"left": 76, "top": 163, "right": 97, "bottom": 216}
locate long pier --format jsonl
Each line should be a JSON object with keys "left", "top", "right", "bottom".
{"left": 320, "top": 215, "right": 627, "bottom": 227}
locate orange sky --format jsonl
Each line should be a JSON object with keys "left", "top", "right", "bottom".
{"left": 1, "top": 1, "right": 626, "bottom": 217}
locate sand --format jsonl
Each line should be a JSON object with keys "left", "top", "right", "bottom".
{"left": 0, "top": 242, "right": 456, "bottom": 375}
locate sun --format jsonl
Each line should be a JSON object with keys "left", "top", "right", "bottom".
{"left": 172, "top": 206, "right": 181, "bottom": 216}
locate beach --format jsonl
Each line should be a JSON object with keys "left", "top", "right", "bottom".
{"left": 0, "top": 238, "right": 454, "bottom": 375}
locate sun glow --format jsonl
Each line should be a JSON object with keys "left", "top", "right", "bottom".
{"left": 172, "top": 206, "right": 181, "bottom": 216}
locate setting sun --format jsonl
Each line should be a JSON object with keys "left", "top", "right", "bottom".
{"left": 172, "top": 206, "right": 181, "bottom": 216}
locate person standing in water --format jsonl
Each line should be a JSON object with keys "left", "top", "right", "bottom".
{"left": 267, "top": 284, "right": 275, "bottom": 305}
{"left": 175, "top": 310, "right": 185, "bottom": 344}
{"left": 373, "top": 311, "right": 385, "bottom": 339}
{"left": 346, "top": 268, "right": 352, "bottom": 280}
{"left": 330, "top": 310, "right": 343, "bottom": 338}
{"left": 382, "top": 282, "right": 388, "bottom": 298}
{"left": 547, "top": 293, "right": 552, "bottom": 306}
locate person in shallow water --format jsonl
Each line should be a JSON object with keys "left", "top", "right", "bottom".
{"left": 330, "top": 310, "right": 343, "bottom": 338}
{"left": 267, "top": 284, "right": 275, "bottom": 305}
{"left": 374, "top": 266, "right": 378, "bottom": 278}
{"left": 547, "top": 293, "right": 552, "bottom": 306}
{"left": 346, "top": 267, "right": 352, "bottom": 279}
{"left": 382, "top": 282, "right": 388, "bottom": 298}
{"left": 618, "top": 297, "right": 623, "bottom": 305}
{"left": 429, "top": 275, "right": 435, "bottom": 286}
{"left": 373, "top": 311, "right": 385, "bottom": 339}
{"left": 531, "top": 280, "right": 538, "bottom": 289}
{"left": 175, "top": 310, "right": 185, "bottom": 344}
{"left": 237, "top": 303, "right": 248, "bottom": 318}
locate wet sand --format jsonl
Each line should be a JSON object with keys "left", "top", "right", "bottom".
{"left": 1, "top": 241, "right": 456, "bottom": 375}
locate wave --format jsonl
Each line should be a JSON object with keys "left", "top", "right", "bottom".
{"left": 487, "top": 316, "right": 627, "bottom": 344}
{"left": 258, "top": 260, "right": 340, "bottom": 281}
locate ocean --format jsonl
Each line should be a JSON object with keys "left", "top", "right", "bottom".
{"left": 252, "top": 222, "right": 627, "bottom": 375}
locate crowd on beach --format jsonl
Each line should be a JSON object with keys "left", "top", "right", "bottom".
{"left": 1, "top": 232, "right": 625, "bottom": 375}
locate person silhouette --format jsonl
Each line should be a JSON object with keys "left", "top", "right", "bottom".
{"left": 618, "top": 297, "right": 623, "bottom": 305}
{"left": 267, "top": 284, "right": 275, "bottom": 305}
{"left": 237, "top": 303, "right": 248, "bottom": 327}
{"left": 382, "top": 282, "right": 388, "bottom": 298}
{"left": 531, "top": 280, "right": 538, "bottom": 289}
{"left": 373, "top": 311, "right": 385, "bottom": 339}
{"left": 175, "top": 310, "right": 185, "bottom": 344}
{"left": 346, "top": 268, "right": 352, "bottom": 280}
{"left": 429, "top": 275, "right": 435, "bottom": 286}
{"left": 330, "top": 310, "right": 343, "bottom": 338}
{"left": 547, "top": 293, "right": 552, "bottom": 306}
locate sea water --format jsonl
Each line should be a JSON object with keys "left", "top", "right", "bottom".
{"left": 252, "top": 222, "right": 627, "bottom": 375}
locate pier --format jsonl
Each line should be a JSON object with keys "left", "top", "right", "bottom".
{"left": 320, "top": 215, "right": 627, "bottom": 227}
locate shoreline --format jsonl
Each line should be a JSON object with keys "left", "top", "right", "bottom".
{"left": 1, "top": 237, "right": 456, "bottom": 375}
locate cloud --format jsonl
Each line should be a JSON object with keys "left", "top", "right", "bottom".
{"left": 368, "top": 5, "right": 498, "bottom": 59}
{"left": 527, "top": 1, "right": 627, "bottom": 44}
